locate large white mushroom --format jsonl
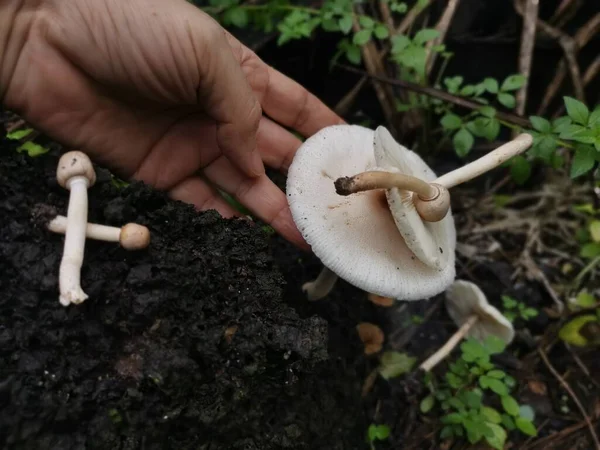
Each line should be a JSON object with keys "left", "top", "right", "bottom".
{"left": 419, "top": 279, "right": 514, "bottom": 372}
{"left": 286, "top": 125, "right": 532, "bottom": 301}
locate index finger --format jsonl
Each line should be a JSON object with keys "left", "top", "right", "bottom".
{"left": 260, "top": 66, "right": 345, "bottom": 138}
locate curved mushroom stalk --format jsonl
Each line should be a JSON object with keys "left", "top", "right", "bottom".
{"left": 419, "top": 280, "right": 514, "bottom": 372}
{"left": 302, "top": 266, "right": 339, "bottom": 301}
{"left": 334, "top": 129, "right": 533, "bottom": 223}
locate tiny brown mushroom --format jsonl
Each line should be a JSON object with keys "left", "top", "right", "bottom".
{"left": 357, "top": 322, "right": 384, "bottom": 355}
{"left": 368, "top": 293, "right": 394, "bottom": 307}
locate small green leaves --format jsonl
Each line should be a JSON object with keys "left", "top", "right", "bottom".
{"left": 500, "top": 74, "right": 526, "bottom": 91}
{"left": 6, "top": 128, "right": 34, "bottom": 140}
{"left": 529, "top": 116, "right": 552, "bottom": 133}
{"left": 501, "top": 395, "right": 520, "bottom": 416}
{"left": 353, "top": 28, "right": 372, "bottom": 45}
{"left": 420, "top": 394, "right": 435, "bottom": 413}
{"left": 485, "top": 423, "right": 507, "bottom": 450}
{"left": 564, "top": 96, "right": 590, "bottom": 125}
{"left": 16, "top": 141, "right": 49, "bottom": 157}
{"left": 515, "top": 417, "right": 537, "bottom": 436}
{"left": 440, "top": 113, "right": 462, "bottom": 130}
{"left": 338, "top": 15, "right": 353, "bottom": 34}
{"left": 483, "top": 78, "right": 499, "bottom": 94}
{"left": 510, "top": 156, "right": 531, "bottom": 185}
{"left": 497, "top": 92, "right": 516, "bottom": 109}
{"left": 453, "top": 127, "right": 474, "bottom": 157}
{"left": 378, "top": 351, "right": 416, "bottom": 379}
{"left": 570, "top": 144, "right": 596, "bottom": 179}
{"left": 367, "top": 424, "right": 391, "bottom": 443}
{"left": 413, "top": 28, "right": 439, "bottom": 45}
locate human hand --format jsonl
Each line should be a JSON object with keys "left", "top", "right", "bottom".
{"left": 1, "top": 0, "right": 344, "bottom": 249}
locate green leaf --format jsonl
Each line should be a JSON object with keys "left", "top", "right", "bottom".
{"left": 6, "top": 128, "right": 34, "bottom": 140}
{"left": 391, "top": 35, "right": 411, "bottom": 54}
{"left": 481, "top": 406, "right": 502, "bottom": 424}
{"left": 498, "top": 92, "right": 516, "bottom": 108}
{"left": 484, "top": 335, "right": 506, "bottom": 353}
{"left": 440, "top": 425, "right": 454, "bottom": 439}
{"left": 480, "top": 376, "right": 509, "bottom": 396}
{"left": 374, "top": 24, "right": 389, "bottom": 39}
{"left": 462, "top": 390, "right": 482, "bottom": 409}
{"left": 560, "top": 124, "right": 596, "bottom": 144}
{"left": 501, "top": 395, "right": 520, "bottom": 416}
{"left": 589, "top": 106, "right": 600, "bottom": 127}
{"left": 483, "top": 78, "right": 499, "bottom": 94}
{"left": 479, "top": 106, "right": 497, "bottom": 118}
{"left": 460, "top": 85, "right": 475, "bottom": 96}
{"left": 378, "top": 351, "right": 417, "bottom": 379}
{"left": 580, "top": 242, "right": 600, "bottom": 259}
{"left": 553, "top": 116, "right": 572, "bottom": 133}
{"left": 16, "top": 141, "right": 49, "bottom": 157}
{"left": 338, "top": 15, "right": 353, "bottom": 34}
{"left": 420, "top": 394, "right": 435, "bottom": 413}
{"left": 589, "top": 220, "right": 600, "bottom": 242}
{"left": 502, "top": 413, "right": 516, "bottom": 430}
{"left": 570, "top": 145, "right": 596, "bottom": 178}
{"left": 574, "top": 290, "right": 597, "bottom": 308}
{"left": 529, "top": 116, "right": 552, "bottom": 133}
{"left": 345, "top": 44, "right": 362, "bottom": 64}
{"left": 515, "top": 417, "right": 537, "bottom": 436}
{"left": 564, "top": 96, "right": 590, "bottom": 125}
{"left": 440, "top": 113, "right": 462, "bottom": 130}
{"left": 510, "top": 155, "right": 531, "bottom": 185}
{"left": 413, "top": 28, "right": 439, "bottom": 45}
{"left": 358, "top": 15, "right": 374, "bottom": 29}
{"left": 353, "top": 29, "right": 372, "bottom": 45}
{"left": 487, "top": 370, "right": 506, "bottom": 379}
{"left": 453, "top": 127, "right": 474, "bottom": 157}
{"left": 531, "top": 135, "right": 558, "bottom": 162}
{"left": 484, "top": 423, "right": 507, "bottom": 450}
{"left": 441, "top": 412, "right": 464, "bottom": 425}
{"left": 559, "top": 314, "right": 599, "bottom": 346}
{"left": 224, "top": 7, "right": 248, "bottom": 27}
{"left": 461, "top": 339, "right": 487, "bottom": 359}
{"left": 501, "top": 74, "right": 526, "bottom": 91}
{"left": 367, "top": 424, "right": 391, "bottom": 442}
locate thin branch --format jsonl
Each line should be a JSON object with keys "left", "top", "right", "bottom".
{"left": 335, "top": 63, "right": 533, "bottom": 128}
{"left": 515, "top": 0, "right": 539, "bottom": 117}
{"left": 537, "top": 12, "right": 600, "bottom": 115}
{"left": 425, "top": 0, "right": 461, "bottom": 76}
{"left": 538, "top": 348, "right": 600, "bottom": 450}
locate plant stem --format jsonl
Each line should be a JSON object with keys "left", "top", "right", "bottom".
{"left": 419, "top": 314, "right": 479, "bottom": 372}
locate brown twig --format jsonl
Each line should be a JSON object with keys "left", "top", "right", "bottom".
{"left": 336, "top": 63, "right": 533, "bottom": 128}
{"left": 537, "top": 12, "right": 600, "bottom": 115}
{"left": 515, "top": 0, "right": 539, "bottom": 117}
{"left": 425, "top": 0, "right": 461, "bottom": 75}
{"left": 549, "top": 0, "right": 582, "bottom": 28}
{"left": 538, "top": 348, "right": 600, "bottom": 450}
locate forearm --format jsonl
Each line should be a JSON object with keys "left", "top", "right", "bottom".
{"left": 0, "top": 1, "right": 35, "bottom": 104}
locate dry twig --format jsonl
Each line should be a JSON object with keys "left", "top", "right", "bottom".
{"left": 515, "top": 0, "right": 539, "bottom": 117}
{"left": 425, "top": 0, "right": 461, "bottom": 75}
{"left": 538, "top": 348, "right": 600, "bottom": 450}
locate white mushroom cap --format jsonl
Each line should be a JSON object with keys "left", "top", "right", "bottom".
{"left": 445, "top": 280, "right": 515, "bottom": 344}
{"left": 286, "top": 124, "right": 456, "bottom": 301}
{"left": 56, "top": 151, "right": 96, "bottom": 188}
{"left": 373, "top": 126, "right": 453, "bottom": 270}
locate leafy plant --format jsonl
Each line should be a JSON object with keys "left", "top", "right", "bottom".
{"left": 366, "top": 423, "right": 391, "bottom": 449}
{"left": 5, "top": 127, "right": 49, "bottom": 157}
{"left": 420, "top": 336, "right": 537, "bottom": 449}
{"left": 501, "top": 295, "right": 538, "bottom": 323}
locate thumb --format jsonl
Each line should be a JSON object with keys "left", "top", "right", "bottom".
{"left": 193, "top": 15, "right": 264, "bottom": 178}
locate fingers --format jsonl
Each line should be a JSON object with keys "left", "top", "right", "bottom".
{"left": 202, "top": 155, "right": 309, "bottom": 250}
{"left": 260, "top": 65, "right": 345, "bottom": 137}
{"left": 191, "top": 16, "right": 264, "bottom": 178}
{"left": 169, "top": 176, "right": 240, "bottom": 218}
{"left": 256, "top": 116, "right": 303, "bottom": 173}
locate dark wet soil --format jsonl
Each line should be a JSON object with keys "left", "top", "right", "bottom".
{"left": 0, "top": 143, "right": 370, "bottom": 450}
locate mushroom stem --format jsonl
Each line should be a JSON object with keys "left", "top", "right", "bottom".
{"left": 419, "top": 314, "right": 479, "bottom": 372}
{"left": 47, "top": 215, "right": 151, "bottom": 250}
{"left": 302, "top": 266, "right": 339, "bottom": 301}
{"left": 58, "top": 176, "right": 91, "bottom": 307}
{"left": 434, "top": 133, "right": 533, "bottom": 189}
{"left": 335, "top": 171, "right": 438, "bottom": 200}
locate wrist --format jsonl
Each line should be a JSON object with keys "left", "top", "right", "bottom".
{"left": 0, "top": 1, "right": 38, "bottom": 105}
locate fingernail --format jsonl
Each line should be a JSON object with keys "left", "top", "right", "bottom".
{"left": 250, "top": 150, "right": 265, "bottom": 177}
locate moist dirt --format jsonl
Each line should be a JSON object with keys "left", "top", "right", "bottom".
{"left": 0, "top": 143, "right": 370, "bottom": 450}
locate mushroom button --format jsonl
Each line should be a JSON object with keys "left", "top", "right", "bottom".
{"left": 55, "top": 151, "right": 96, "bottom": 307}
{"left": 419, "top": 280, "right": 514, "bottom": 372}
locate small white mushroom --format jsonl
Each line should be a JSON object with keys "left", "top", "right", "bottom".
{"left": 286, "top": 124, "right": 533, "bottom": 302}
{"left": 55, "top": 151, "right": 96, "bottom": 307}
{"left": 47, "top": 215, "right": 151, "bottom": 250}
{"left": 419, "top": 280, "right": 514, "bottom": 372}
